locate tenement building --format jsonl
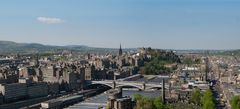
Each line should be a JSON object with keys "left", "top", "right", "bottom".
{"left": 0, "top": 83, "right": 27, "bottom": 102}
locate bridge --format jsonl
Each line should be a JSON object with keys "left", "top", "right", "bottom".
{"left": 89, "top": 74, "right": 170, "bottom": 90}
{"left": 86, "top": 74, "right": 171, "bottom": 90}
{"left": 90, "top": 80, "right": 169, "bottom": 90}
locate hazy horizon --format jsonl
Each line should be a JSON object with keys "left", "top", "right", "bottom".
{"left": 0, "top": 40, "right": 237, "bottom": 51}
{"left": 1, "top": 0, "right": 240, "bottom": 49}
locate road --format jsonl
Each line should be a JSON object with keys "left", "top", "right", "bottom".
{"left": 211, "top": 80, "right": 227, "bottom": 109}
{"left": 209, "top": 56, "right": 227, "bottom": 109}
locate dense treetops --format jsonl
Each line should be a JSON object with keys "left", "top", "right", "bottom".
{"left": 133, "top": 94, "right": 201, "bottom": 109}
{"left": 190, "top": 88, "right": 216, "bottom": 109}
{"left": 202, "top": 89, "right": 216, "bottom": 109}
{"left": 133, "top": 94, "right": 166, "bottom": 109}
{"left": 231, "top": 95, "right": 240, "bottom": 109}
{"left": 182, "top": 57, "right": 201, "bottom": 66}
{"left": 190, "top": 88, "right": 202, "bottom": 106}
{"left": 140, "top": 49, "right": 180, "bottom": 75}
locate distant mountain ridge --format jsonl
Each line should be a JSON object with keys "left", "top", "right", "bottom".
{"left": 0, "top": 41, "right": 93, "bottom": 54}
{"left": 0, "top": 40, "right": 134, "bottom": 54}
{"left": 1, "top": 40, "right": 233, "bottom": 55}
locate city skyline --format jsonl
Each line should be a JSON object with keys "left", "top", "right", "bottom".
{"left": 0, "top": 0, "right": 240, "bottom": 49}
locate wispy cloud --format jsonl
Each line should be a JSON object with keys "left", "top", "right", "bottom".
{"left": 37, "top": 17, "right": 64, "bottom": 24}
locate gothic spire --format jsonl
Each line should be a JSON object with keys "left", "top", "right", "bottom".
{"left": 119, "top": 44, "right": 122, "bottom": 56}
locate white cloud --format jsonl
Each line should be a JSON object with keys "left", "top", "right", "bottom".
{"left": 37, "top": 17, "right": 64, "bottom": 24}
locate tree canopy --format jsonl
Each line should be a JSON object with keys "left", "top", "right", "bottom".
{"left": 182, "top": 57, "right": 201, "bottom": 66}
{"left": 190, "top": 88, "right": 202, "bottom": 106}
{"left": 140, "top": 50, "right": 180, "bottom": 75}
{"left": 133, "top": 93, "right": 201, "bottom": 109}
{"left": 189, "top": 88, "right": 216, "bottom": 109}
{"left": 202, "top": 89, "right": 216, "bottom": 109}
{"left": 231, "top": 96, "right": 240, "bottom": 109}
{"left": 134, "top": 94, "right": 166, "bottom": 109}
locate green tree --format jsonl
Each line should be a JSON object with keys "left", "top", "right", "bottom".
{"left": 140, "top": 50, "right": 180, "bottom": 75}
{"left": 169, "top": 102, "right": 201, "bottom": 109}
{"left": 203, "top": 100, "right": 215, "bottom": 109}
{"left": 134, "top": 94, "right": 144, "bottom": 109}
{"left": 202, "top": 89, "right": 215, "bottom": 109}
{"left": 142, "top": 97, "right": 155, "bottom": 109}
{"left": 183, "top": 57, "right": 193, "bottom": 66}
{"left": 183, "top": 57, "right": 201, "bottom": 66}
{"left": 105, "top": 104, "right": 110, "bottom": 109}
{"left": 231, "top": 96, "right": 240, "bottom": 109}
{"left": 202, "top": 89, "right": 215, "bottom": 103}
{"left": 190, "top": 88, "right": 202, "bottom": 106}
{"left": 134, "top": 94, "right": 166, "bottom": 109}
{"left": 134, "top": 94, "right": 143, "bottom": 101}
{"left": 154, "top": 97, "right": 165, "bottom": 109}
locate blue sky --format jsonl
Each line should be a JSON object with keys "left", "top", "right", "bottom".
{"left": 0, "top": 0, "right": 240, "bottom": 49}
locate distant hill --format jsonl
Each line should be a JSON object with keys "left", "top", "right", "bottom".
{"left": 0, "top": 41, "right": 135, "bottom": 54}
{"left": 0, "top": 41, "right": 61, "bottom": 54}
{"left": 217, "top": 49, "right": 240, "bottom": 56}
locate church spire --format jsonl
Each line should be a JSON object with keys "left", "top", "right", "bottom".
{"left": 119, "top": 44, "right": 122, "bottom": 56}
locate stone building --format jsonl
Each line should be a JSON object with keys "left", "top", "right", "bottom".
{"left": 19, "top": 67, "right": 34, "bottom": 78}
{"left": 0, "top": 83, "right": 27, "bottom": 102}
{"left": 95, "top": 68, "right": 107, "bottom": 80}
{"left": 85, "top": 65, "right": 96, "bottom": 80}
{"left": 41, "top": 65, "right": 56, "bottom": 79}
{"left": 106, "top": 70, "right": 115, "bottom": 80}
{"left": 0, "top": 67, "right": 19, "bottom": 84}
{"left": 48, "top": 82, "right": 60, "bottom": 95}
{"left": 27, "top": 83, "right": 48, "bottom": 98}
{"left": 62, "top": 69, "right": 78, "bottom": 91}
{"left": 117, "top": 58, "right": 126, "bottom": 67}
{"left": 114, "top": 97, "right": 132, "bottom": 109}
{"left": 0, "top": 94, "right": 3, "bottom": 105}
{"left": 107, "top": 87, "right": 133, "bottom": 109}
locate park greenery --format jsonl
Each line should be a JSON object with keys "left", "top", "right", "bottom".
{"left": 140, "top": 49, "right": 180, "bottom": 75}
{"left": 190, "top": 89, "right": 216, "bottom": 109}
{"left": 182, "top": 57, "right": 201, "bottom": 66}
{"left": 190, "top": 88, "right": 202, "bottom": 106}
{"left": 133, "top": 94, "right": 201, "bottom": 109}
{"left": 133, "top": 94, "right": 167, "bottom": 109}
{"left": 202, "top": 89, "right": 216, "bottom": 109}
{"left": 231, "top": 95, "right": 240, "bottom": 109}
